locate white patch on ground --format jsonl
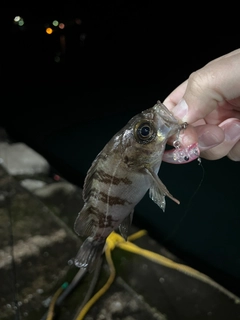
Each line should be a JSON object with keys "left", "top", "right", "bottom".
{"left": 0, "top": 229, "right": 67, "bottom": 268}
{"left": 34, "top": 181, "right": 77, "bottom": 198}
{"left": 20, "top": 179, "right": 47, "bottom": 191}
{"left": 0, "top": 142, "right": 50, "bottom": 175}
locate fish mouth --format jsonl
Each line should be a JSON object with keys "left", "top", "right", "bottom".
{"left": 154, "top": 101, "right": 180, "bottom": 128}
{"left": 163, "top": 143, "right": 200, "bottom": 164}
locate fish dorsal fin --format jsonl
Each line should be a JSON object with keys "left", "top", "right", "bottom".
{"left": 82, "top": 154, "right": 102, "bottom": 202}
{"left": 74, "top": 205, "right": 97, "bottom": 237}
{"left": 83, "top": 132, "right": 124, "bottom": 202}
{"left": 118, "top": 210, "right": 134, "bottom": 240}
{"left": 145, "top": 166, "right": 180, "bottom": 212}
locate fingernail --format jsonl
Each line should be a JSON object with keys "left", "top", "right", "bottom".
{"left": 172, "top": 99, "right": 188, "bottom": 121}
{"left": 224, "top": 122, "right": 240, "bottom": 141}
{"left": 163, "top": 143, "right": 200, "bottom": 164}
{"left": 198, "top": 131, "right": 221, "bottom": 148}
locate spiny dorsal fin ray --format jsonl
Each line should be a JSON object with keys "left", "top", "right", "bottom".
{"left": 82, "top": 155, "right": 102, "bottom": 202}
{"left": 82, "top": 135, "right": 123, "bottom": 202}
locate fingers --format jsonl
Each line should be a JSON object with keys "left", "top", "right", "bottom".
{"left": 195, "top": 124, "right": 225, "bottom": 151}
{"left": 228, "top": 140, "right": 240, "bottom": 161}
{"left": 164, "top": 124, "right": 223, "bottom": 163}
{"left": 163, "top": 81, "right": 188, "bottom": 110}
{"left": 164, "top": 50, "right": 240, "bottom": 124}
{"left": 163, "top": 143, "right": 200, "bottom": 164}
{"left": 168, "top": 124, "right": 224, "bottom": 151}
{"left": 206, "top": 48, "right": 240, "bottom": 65}
{"left": 217, "top": 118, "right": 240, "bottom": 160}
{"left": 163, "top": 49, "right": 240, "bottom": 162}
{"left": 165, "top": 120, "right": 240, "bottom": 162}
{"left": 189, "top": 119, "right": 240, "bottom": 161}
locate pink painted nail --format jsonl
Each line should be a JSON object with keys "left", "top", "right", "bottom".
{"left": 163, "top": 143, "right": 200, "bottom": 164}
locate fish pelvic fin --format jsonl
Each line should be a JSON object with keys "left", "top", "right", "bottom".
{"left": 118, "top": 210, "right": 134, "bottom": 240}
{"left": 75, "top": 237, "right": 105, "bottom": 273}
{"left": 74, "top": 205, "right": 97, "bottom": 237}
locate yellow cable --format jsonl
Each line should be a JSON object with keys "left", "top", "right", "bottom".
{"left": 127, "top": 229, "right": 147, "bottom": 241}
{"left": 73, "top": 230, "right": 240, "bottom": 319}
{"left": 116, "top": 233, "right": 240, "bottom": 304}
{"left": 46, "top": 287, "right": 64, "bottom": 320}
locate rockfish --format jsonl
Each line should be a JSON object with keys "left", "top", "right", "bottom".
{"left": 74, "top": 101, "right": 197, "bottom": 272}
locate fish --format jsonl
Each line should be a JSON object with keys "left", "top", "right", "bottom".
{"left": 74, "top": 101, "right": 193, "bottom": 272}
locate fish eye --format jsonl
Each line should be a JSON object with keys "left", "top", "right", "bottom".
{"left": 139, "top": 125, "right": 151, "bottom": 137}
{"left": 135, "top": 121, "right": 156, "bottom": 144}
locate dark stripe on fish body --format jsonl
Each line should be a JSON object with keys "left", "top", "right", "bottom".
{"left": 98, "top": 214, "right": 117, "bottom": 228}
{"left": 87, "top": 205, "right": 105, "bottom": 218}
{"left": 94, "top": 169, "right": 132, "bottom": 185}
{"left": 86, "top": 209, "right": 118, "bottom": 229}
{"left": 89, "top": 188, "right": 131, "bottom": 206}
{"left": 86, "top": 207, "right": 114, "bottom": 230}
{"left": 99, "top": 191, "right": 132, "bottom": 206}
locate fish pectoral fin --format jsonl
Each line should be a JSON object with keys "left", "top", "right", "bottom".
{"left": 119, "top": 210, "right": 134, "bottom": 241}
{"left": 149, "top": 184, "right": 167, "bottom": 212}
{"left": 75, "top": 237, "right": 105, "bottom": 273}
{"left": 74, "top": 206, "right": 96, "bottom": 237}
{"left": 145, "top": 166, "right": 180, "bottom": 212}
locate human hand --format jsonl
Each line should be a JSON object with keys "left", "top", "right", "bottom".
{"left": 163, "top": 48, "right": 240, "bottom": 162}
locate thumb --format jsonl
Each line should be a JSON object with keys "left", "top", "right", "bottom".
{"left": 170, "top": 79, "right": 221, "bottom": 124}
{"left": 170, "top": 51, "right": 240, "bottom": 124}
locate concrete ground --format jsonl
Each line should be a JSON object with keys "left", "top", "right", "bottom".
{"left": 1, "top": 128, "right": 240, "bottom": 320}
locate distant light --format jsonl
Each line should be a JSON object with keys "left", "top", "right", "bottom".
{"left": 14, "top": 16, "right": 21, "bottom": 22}
{"left": 75, "top": 18, "right": 82, "bottom": 25}
{"left": 80, "top": 33, "right": 86, "bottom": 41}
{"left": 18, "top": 19, "right": 24, "bottom": 27}
{"left": 59, "top": 23, "right": 65, "bottom": 29}
{"left": 52, "top": 20, "right": 59, "bottom": 27}
{"left": 46, "top": 27, "right": 53, "bottom": 34}
{"left": 54, "top": 56, "right": 60, "bottom": 63}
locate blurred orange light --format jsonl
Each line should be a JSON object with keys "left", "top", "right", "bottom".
{"left": 46, "top": 27, "right": 53, "bottom": 34}
{"left": 75, "top": 18, "right": 82, "bottom": 25}
{"left": 59, "top": 23, "right": 65, "bottom": 29}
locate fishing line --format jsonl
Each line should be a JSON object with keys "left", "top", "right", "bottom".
{"left": 163, "top": 157, "right": 205, "bottom": 243}
{"left": 7, "top": 194, "right": 21, "bottom": 320}
{"left": 41, "top": 257, "right": 102, "bottom": 320}
{"left": 2, "top": 136, "right": 21, "bottom": 320}
{"left": 73, "top": 256, "right": 103, "bottom": 320}
{"left": 56, "top": 268, "right": 87, "bottom": 307}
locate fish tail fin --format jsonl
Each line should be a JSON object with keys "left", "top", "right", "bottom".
{"left": 74, "top": 237, "right": 105, "bottom": 272}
